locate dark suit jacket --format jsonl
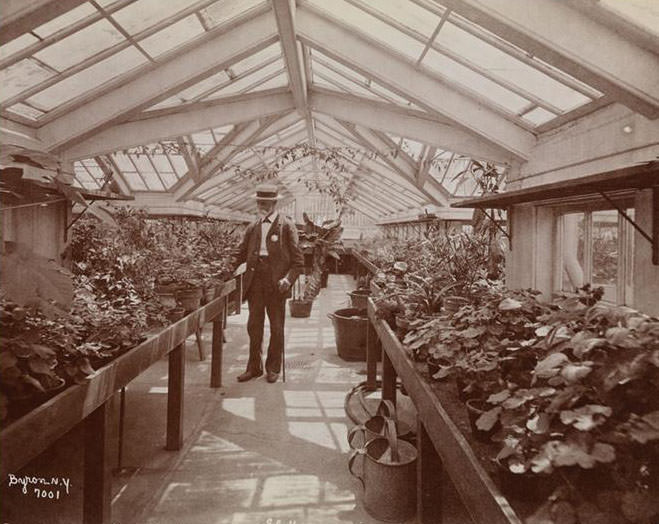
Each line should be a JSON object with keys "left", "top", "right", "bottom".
{"left": 232, "top": 214, "right": 304, "bottom": 299}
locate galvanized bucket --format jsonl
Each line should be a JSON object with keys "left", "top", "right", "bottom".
{"left": 348, "top": 418, "right": 417, "bottom": 522}
{"left": 347, "top": 400, "right": 413, "bottom": 449}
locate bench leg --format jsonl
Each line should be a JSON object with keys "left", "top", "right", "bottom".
{"left": 166, "top": 343, "right": 185, "bottom": 451}
{"left": 84, "top": 401, "right": 112, "bottom": 524}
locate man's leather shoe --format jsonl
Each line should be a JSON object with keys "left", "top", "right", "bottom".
{"left": 237, "top": 370, "right": 262, "bottom": 382}
{"left": 266, "top": 371, "right": 279, "bottom": 383}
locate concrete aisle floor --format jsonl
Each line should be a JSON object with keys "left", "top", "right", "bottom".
{"left": 111, "top": 275, "right": 415, "bottom": 524}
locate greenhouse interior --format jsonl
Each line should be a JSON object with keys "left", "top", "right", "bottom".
{"left": 1, "top": 0, "right": 658, "bottom": 523}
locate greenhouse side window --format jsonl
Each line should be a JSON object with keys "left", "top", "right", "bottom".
{"left": 556, "top": 208, "right": 635, "bottom": 305}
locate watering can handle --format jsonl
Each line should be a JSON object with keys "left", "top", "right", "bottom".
{"left": 347, "top": 425, "right": 366, "bottom": 449}
{"left": 383, "top": 418, "right": 400, "bottom": 463}
{"left": 376, "top": 399, "right": 396, "bottom": 420}
{"left": 348, "top": 449, "right": 365, "bottom": 488}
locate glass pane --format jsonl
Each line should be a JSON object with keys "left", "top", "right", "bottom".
{"left": 150, "top": 154, "right": 175, "bottom": 172}
{"left": 32, "top": 3, "right": 97, "bottom": 38}
{"left": 138, "top": 15, "right": 205, "bottom": 58}
{"left": 306, "top": 0, "right": 425, "bottom": 60}
{"left": 6, "top": 103, "right": 44, "bottom": 120}
{"left": 0, "top": 34, "right": 40, "bottom": 60}
{"left": 129, "top": 153, "right": 156, "bottom": 173}
{"left": 245, "top": 72, "right": 288, "bottom": 93}
{"left": 166, "top": 70, "right": 231, "bottom": 104}
{"left": 230, "top": 44, "right": 282, "bottom": 75}
{"left": 561, "top": 213, "right": 585, "bottom": 292}
{"left": 160, "top": 171, "right": 178, "bottom": 188}
{"left": 522, "top": 107, "right": 556, "bottom": 126}
{"left": 0, "top": 59, "right": 54, "bottom": 102}
{"left": 112, "top": 152, "right": 136, "bottom": 171}
{"left": 201, "top": 0, "right": 266, "bottom": 28}
{"left": 423, "top": 49, "right": 530, "bottom": 113}
{"left": 141, "top": 171, "right": 165, "bottom": 190}
{"left": 168, "top": 154, "right": 188, "bottom": 175}
{"left": 111, "top": 0, "right": 199, "bottom": 35}
{"left": 358, "top": 0, "right": 441, "bottom": 38}
{"left": 125, "top": 172, "right": 147, "bottom": 191}
{"left": 204, "top": 61, "right": 284, "bottom": 98}
{"left": 26, "top": 47, "right": 147, "bottom": 110}
{"left": 435, "top": 22, "right": 591, "bottom": 112}
{"left": 313, "top": 62, "right": 376, "bottom": 99}
{"left": 212, "top": 124, "right": 233, "bottom": 136}
{"left": 592, "top": 209, "right": 618, "bottom": 303}
{"left": 34, "top": 19, "right": 125, "bottom": 71}
{"left": 599, "top": 0, "right": 659, "bottom": 37}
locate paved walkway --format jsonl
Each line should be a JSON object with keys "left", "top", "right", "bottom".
{"left": 112, "top": 275, "right": 413, "bottom": 524}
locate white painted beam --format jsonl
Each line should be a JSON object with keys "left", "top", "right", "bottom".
{"left": 297, "top": 6, "right": 534, "bottom": 158}
{"left": 182, "top": 121, "right": 307, "bottom": 200}
{"left": 310, "top": 89, "right": 514, "bottom": 164}
{"left": 417, "top": 146, "right": 437, "bottom": 187}
{"left": 272, "top": 0, "right": 307, "bottom": 114}
{"left": 61, "top": 89, "right": 295, "bottom": 161}
{"left": 40, "top": 10, "right": 278, "bottom": 152}
{"left": 441, "top": 0, "right": 659, "bottom": 118}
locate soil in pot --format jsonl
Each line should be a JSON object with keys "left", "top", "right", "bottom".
{"left": 465, "top": 398, "right": 501, "bottom": 442}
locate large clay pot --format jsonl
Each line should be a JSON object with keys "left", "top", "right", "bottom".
{"left": 289, "top": 299, "right": 313, "bottom": 318}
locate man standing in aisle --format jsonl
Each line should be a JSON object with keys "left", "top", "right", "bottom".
{"left": 231, "top": 184, "right": 304, "bottom": 383}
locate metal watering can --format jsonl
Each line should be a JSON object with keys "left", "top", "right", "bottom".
{"left": 348, "top": 417, "right": 417, "bottom": 522}
{"left": 347, "top": 400, "right": 413, "bottom": 449}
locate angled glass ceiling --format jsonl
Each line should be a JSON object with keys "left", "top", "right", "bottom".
{"left": 302, "top": 0, "right": 605, "bottom": 128}
{"left": 0, "top": 0, "right": 269, "bottom": 123}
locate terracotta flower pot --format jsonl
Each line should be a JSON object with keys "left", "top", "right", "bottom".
{"left": 176, "top": 287, "right": 202, "bottom": 312}
{"left": 289, "top": 299, "right": 313, "bottom": 318}
{"left": 465, "top": 398, "right": 501, "bottom": 442}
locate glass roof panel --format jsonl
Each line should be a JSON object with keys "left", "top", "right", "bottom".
{"left": 0, "top": 59, "right": 54, "bottom": 103}
{"left": 358, "top": 0, "right": 441, "bottom": 38}
{"left": 423, "top": 49, "right": 530, "bottom": 113}
{"left": 6, "top": 103, "right": 44, "bottom": 120}
{"left": 160, "top": 171, "right": 178, "bottom": 188}
{"left": 401, "top": 139, "right": 424, "bottom": 161}
{"left": 200, "top": 0, "right": 266, "bottom": 28}
{"left": 598, "top": 0, "right": 659, "bottom": 36}
{"left": 125, "top": 172, "right": 147, "bottom": 191}
{"left": 26, "top": 47, "right": 147, "bottom": 111}
{"left": 313, "top": 62, "right": 378, "bottom": 99}
{"left": 230, "top": 44, "right": 282, "bottom": 75}
{"left": 34, "top": 19, "right": 125, "bottom": 71}
{"left": 522, "top": 107, "right": 556, "bottom": 127}
{"left": 129, "top": 153, "right": 156, "bottom": 173}
{"left": 0, "top": 34, "right": 40, "bottom": 60}
{"left": 244, "top": 73, "right": 288, "bottom": 93}
{"left": 213, "top": 124, "right": 233, "bottom": 136}
{"left": 203, "top": 60, "right": 284, "bottom": 98}
{"left": 434, "top": 21, "right": 592, "bottom": 112}
{"left": 150, "top": 154, "right": 175, "bottom": 172}
{"left": 111, "top": 0, "right": 199, "bottom": 35}
{"left": 168, "top": 154, "right": 188, "bottom": 175}
{"left": 305, "top": 0, "right": 425, "bottom": 60}
{"left": 163, "top": 70, "right": 231, "bottom": 104}
{"left": 112, "top": 152, "right": 136, "bottom": 171}
{"left": 138, "top": 14, "right": 205, "bottom": 59}
{"left": 32, "top": 3, "right": 97, "bottom": 38}
{"left": 141, "top": 171, "right": 165, "bottom": 190}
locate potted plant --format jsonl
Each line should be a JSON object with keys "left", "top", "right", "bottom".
{"left": 290, "top": 215, "right": 343, "bottom": 318}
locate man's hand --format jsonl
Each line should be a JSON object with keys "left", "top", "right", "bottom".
{"left": 277, "top": 278, "right": 291, "bottom": 293}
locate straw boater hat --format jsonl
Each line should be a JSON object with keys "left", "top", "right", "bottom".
{"left": 253, "top": 183, "right": 282, "bottom": 201}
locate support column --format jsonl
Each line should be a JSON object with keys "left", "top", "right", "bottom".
{"left": 166, "top": 343, "right": 185, "bottom": 451}
{"left": 210, "top": 312, "right": 224, "bottom": 388}
{"left": 83, "top": 402, "right": 112, "bottom": 524}
{"left": 417, "top": 418, "right": 443, "bottom": 523}
{"left": 382, "top": 350, "right": 397, "bottom": 406}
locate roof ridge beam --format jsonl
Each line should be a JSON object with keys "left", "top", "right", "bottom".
{"left": 61, "top": 89, "right": 295, "bottom": 160}
{"left": 296, "top": 5, "right": 534, "bottom": 159}
{"left": 310, "top": 89, "right": 514, "bottom": 164}
{"left": 440, "top": 0, "right": 659, "bottom": 118}
{"left": 40, "top": 9, "right": 279, "bottom": 152}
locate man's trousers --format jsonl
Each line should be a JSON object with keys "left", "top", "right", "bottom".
{"left": 245, "top": 257, "right": 286, "bottom": 374}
